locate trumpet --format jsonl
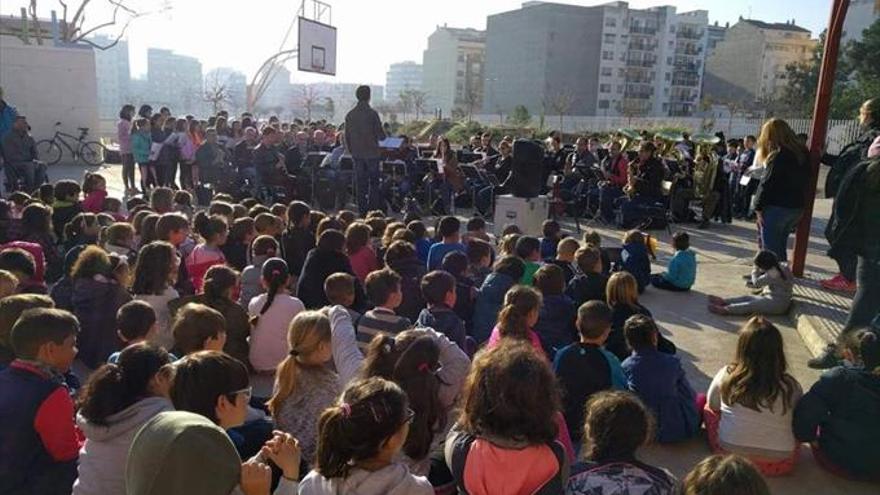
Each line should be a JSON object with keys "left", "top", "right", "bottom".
{"left": 617, "top": 128, "right": 641, "bottom": 197}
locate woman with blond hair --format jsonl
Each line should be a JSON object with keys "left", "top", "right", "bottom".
{"left": 752, "top": 118, "right": 809, "bottom": 262}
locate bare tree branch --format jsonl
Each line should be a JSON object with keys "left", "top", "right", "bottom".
{"left": 68, "top": 0, "right": 92, "bottom": 40}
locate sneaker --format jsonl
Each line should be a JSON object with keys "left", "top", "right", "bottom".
{"left": 741, "top": 273, "right": 752, "bottom": 280}
{"left": 821, "top": 274, "right": 857, "bottom": 293}
{"left": 808, "top": 344, "right": 840, "bottom": 370}
{"left": 708, "top": 304, "right": 729, "bottom": 315}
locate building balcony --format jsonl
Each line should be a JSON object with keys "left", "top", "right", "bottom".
{"left": 676, "top": 29, "right": 704, "bottom": 40}
{"left": 629, "top": 25, "right": 658, "bottom": 35}
{"left": 625, "top": 57, "right": 657, "bottom": 67}
{"left": 669, "top": 93, "right": 698, "bottom": 103}
{"left": 671, "top": 76, "right": 700, "bottom": 87}
{"left": 674, "top": 46, "right": 703, "bottom": 56}
{"left": 627, "top": 41, "right": 658, "bottom": 51}
{"left": 624, "top": 90, "right": 654, "bottom": 99}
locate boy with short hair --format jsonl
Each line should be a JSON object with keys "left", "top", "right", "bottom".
{"left": 466, "top": 239, "right": 493, "bottom": 288}
{"left": 515, "top": 236, "right": 543, "bottom": 285}
{"left": 533, "top": 264, "right": 577, "bottom": 359}
{"left": 0, "top": 269, "right": 19, "bottom": 300}
{"left": 106, "top": 300, "right": 159, "bottom": 363}
{"left": 565, "top": 247, "right": 608, "bottom": 306}
{"left": 0, "top": 308, "right": 82, "bottom": 494}
{"left": 357, "top": 268, "right": 411, "bottom": 351}
{"left": 416, "top": 270, "right": 466, "bottom": 350}
{"left": 0, "top": 247, "right": 45, "bottom": 294}
{"left": 51, "top": 180, "right": 82, "bottom": 240}
{"left": 464, "top": 216, "right": 492, "bottom": 244}
{"left": 281, "top": 201, "right": 315, "bottom": 285}
{"left": 622, "top": 315, "right": 699, "bottom": 444}
{"left": 171, "top": 303, "right": 228, "bottom": 357}
{"left": 651, "top": 231, "right": 696, "bottom": 292}
{"left": 156, "top": 212, "right": 195, "bottom": 296}
{"left": 540, "top": 219, "right": 562, "bottom": 259}
{"left": 427, "top": 216, "right": 465, "bottom": 271}
{"left": 553, "top": 301, "right": 626, "bottom": 444}
{"left": 324, "top": 272, "right": 361, "bottom": 324}
{"left": 548, "top": 237, "right": 580, "bottom": 284}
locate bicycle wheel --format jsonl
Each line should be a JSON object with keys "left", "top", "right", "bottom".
{"left": 80, "top": 141, "right": 106, "bottom": 166}
{"left": 35, "top": 140, "right": 62, "bottom": 165}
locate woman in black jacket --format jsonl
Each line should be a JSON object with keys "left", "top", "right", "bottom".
{"left": 753, "top": 119, "right": 810, "bottom": 262}
{"left": 295, "top": 229, "right": 366, "bottom": 310}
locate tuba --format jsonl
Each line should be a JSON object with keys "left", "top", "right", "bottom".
{"left": 691, "top": 133, "right": 721, "bottom": 200}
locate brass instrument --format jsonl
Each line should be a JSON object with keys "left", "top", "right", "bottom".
{"left": 617, "top": 128, "right": 641, "bottom": 197}
{"left": 692, "top": 133, "right": 721, "bottom": 200}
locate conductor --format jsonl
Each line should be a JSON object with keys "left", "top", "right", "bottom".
{"left": 344, "top": 85, "right": 386, "bottom": 215}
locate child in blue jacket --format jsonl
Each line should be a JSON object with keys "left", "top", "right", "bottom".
{"left": 620, "top": 230, "right": 651, "bottom": 293}
{"left": 651, "top": 232, "right": 696, "bottom": 292}
{"left": 621, "top": 315, "right": 699, "bottom": 444}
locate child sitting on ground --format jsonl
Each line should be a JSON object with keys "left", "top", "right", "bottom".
{"left": 0, "top": 309, "right": 81, "bottom": 494}
{"left": 239, "top": 235, "right": 278, "bottom": 307}
{"left": 464, "top": 216, "right": 493, "bottom": 245}
{"left": 440, "top": 251, "right": 476, "bottom": 330}
{"left": 280, "top": 201, "right": 315, "bottom": 287}
{"left": 622, "top": 315, "right": 699, "bottom": 443}
{"left": 566, "top": 247, "right": 608, "bottom": 307}
{"left": 51, "top": 180, "right": 82, "bottom": 241}
{"left": 107, "top": 300, "right": 159, "bottom": 363}
{"left": 267, "top": 311, "right": 351, "bottom": 466}
{"left": 0, "top": 270, "right": 18, "bottom": 300}
{"left": 171, "top": 303, "right": 227, "bottom": 357}
{"left": 680, "top": 454, "right": 771, "bottom": 495}
{"left": 173, "top": 190, "right": 194, "bottom": 219}
{"left": 548, "top": 237, "right": 579, "bottom": 284}
{"left": 794, "top": 328, "right": 880, "bottom": 481}
{"left": 533, "top": 264, "right": 577, "bottom": 359}
{"left": 186, "top": 213, "right": 228, "bottom": 293}
{"left": 102, "top": 223, "right": 137, "bottom": 262}
{"left": 248, "top": 258, "right": 305, "bottom": 374}
{"left": 81, "top": 172, "right": 108, "bottom": 214}
{"left": 516, "top": 236, "right": 543, "bottom": 285}
{"left": 487, "top": 284, "right": 545, "bottom": 353}
{"left": 540, "top": 219, "right": 562, "bottom": 259}
{"left": 416, "top": 270, "right": 466, "bottom": 351}
{"left": 554, "top": 301, "right": 626, "bottom": 445}
{"left": 606, "top": 272, "right": 676, "bottom": 360}
{"left": 705, "top": 316, "right": 802, "bottom": 476}
{"left": 221, "top": 216, "right": 255, "bottom": 271}
{"left": 708, "top": 250, "right": 793, "bottom": 316}
{"left": 651, "top": 231, "right": 696, "bottom": 292}
{"left": 583, "top": 229, "right": 610, "bottom": 275}
{"left": 324, "top": 272, "right": 361, "bottom": 324}
{"left": 466, "top": 239, "right": 493, "bottom": 288}
{"left": 472, "top": 256, "right": 525, "bottom": 343}
{"left": 346, "top": 222, "right": 378, "bottom": 284}
{"left": 427, "top": 216, "right": 466, "bottom": 271}
{"left": 102, "top": 197, "right": 126, "bottom": 222}
{"left": 357, "top": 268, "right": 411, "bottom": 351}
{"left": 407, "top": 220, "right": 433, "bottom": 263}
{"left": 298, "top": 377, "right": 432, "bottom": 493}
{"left": 621, "top": 230, "right": 652, "bottom": 293}
{"left": 567, "top": 391, "right": 678, "bottom": 494}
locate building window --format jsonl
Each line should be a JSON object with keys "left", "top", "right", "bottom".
{"left": 604, "top": 33, "right": 616, "bottom": 43}
{"left": 618, "top": 68, "right": 626, "bottom": 77}
{"left": 599, "top": 99, "right": 610, "bottom": 109}
{"left": 667, "top": 57, "right": 673, "bottom": 65}
{"left": 617, "top": 85, "right": 624, "bottom": 94}
{"left": 663, "top": 103, "right": 669, "bottom": 111}
{"left": 665, "top": 72, "right": 671, "bottom": 81}
{"left": 601, "top": 67, "right": 613, "bottom": 76}
{"left": 602, "top": 50, "right": 614, "bottom": 60}
{"left": 605, "top": 17, "right": 617, "bottom": 27}
{"left": 600, "top": 84, "right": 612, "bottom": 93}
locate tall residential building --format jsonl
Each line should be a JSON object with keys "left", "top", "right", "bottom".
{"left": 385, "top": 61, "right": 423, "bottom": 103}
{"left": 704, "top": 19, "right": 816, "bottom": 105}
{"left": 483, "top": 1, "right": 709, "bottom": 118}
{"left": 91, "top": 34, "right": 130, "bottom": 118}
{"left": 421, "top": 26, "right": 486, "bottom": 118}
{"left": 843, "top": 0, "right": 879, "bottom": 44}
{"left": 706, "top": 21, "right": 728, "bottom": 56}
{"left": 205, "top": 67, "right": 248, "bottom": 114}
{"left": 146, "top": 48, "right": 203, "bottom": 115}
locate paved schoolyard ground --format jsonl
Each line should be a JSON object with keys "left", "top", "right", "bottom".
{"left": 49, "top": 163, "right": 878, "bottom": 494}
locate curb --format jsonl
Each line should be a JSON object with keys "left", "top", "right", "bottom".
{"left": 790, "top": 300, "right": 840, "bottom": 357}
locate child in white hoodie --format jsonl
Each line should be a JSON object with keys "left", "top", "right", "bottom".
{"left": 297, "top": 377, "right": 433, "bottom": 495}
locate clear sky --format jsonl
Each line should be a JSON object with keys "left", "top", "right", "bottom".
{"left": 3, "top": 0, "right": 838, "bottom": 85}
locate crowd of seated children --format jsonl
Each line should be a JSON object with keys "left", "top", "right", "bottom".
{"left": 605, "top": 272, "right": 676, "bottom": 361}
{"left": 705, "top": 316, "right": 802, "bottom": 476}
{"left": 532, "top": 264, "right": 577, "bottom": 359}
{"left": 385, "top": 240, "right": 426, "bottom": 322}
{"left": 515, "top": 236, "right": 543, "bottom": 285}
{"left": 651, "top": 231, "right": 697, "bottom": 292}
{"left": 439, "top": 251, "right": 475, "bottom": 331}
{"left": 466, "top": 238, "right": 493, "bottom": 289}
{"left": 239, "top": 235, "right": 279, "bottom": 307}
{"left": 472, "top": 255, "right": 525, "bottom": 343}
{"left": 417, "top": 270, "right": 467, "bottom": 351}
{"left": 620, "top": 230, "right": 652, "bottom": 294}
{"left": 709, "top": 250, "right": 793, "bottom": 316}
{"left": 540, "top": 219, "right": 562, "bottom": 259}
{"left": 427, "top": 216, "right": 466, "bottom": 271}
{"left": 548, "top": 236, "right": 579, "bottom": 284}
{"left": 566, "top": 246, "right": 608, "bottom": 307}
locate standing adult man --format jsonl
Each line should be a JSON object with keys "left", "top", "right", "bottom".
{"left": 2, "top": 116, "right": 47, "bottom": 192}
{"left": 0, "top": 87, "right": 20, "bottom": 193}
{"left": 344, "top": 85, "right": 386, "bottom": 215}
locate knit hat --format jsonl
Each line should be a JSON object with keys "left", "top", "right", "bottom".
{"left": 869, "top": 135, "right": 880, "bottom": 159}
{"left": 126, "top": 411, "right": 241, "bottom": 495}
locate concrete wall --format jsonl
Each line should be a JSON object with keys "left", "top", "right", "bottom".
{"left": 704, "top": 23, "right": 764, "bottom": 102}
{"left": 0, "top": 35, "right": 99, "bottom": 144}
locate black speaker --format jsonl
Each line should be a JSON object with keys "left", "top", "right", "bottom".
{"left": 511, "top": 139, "right": 544, "bottom": 198}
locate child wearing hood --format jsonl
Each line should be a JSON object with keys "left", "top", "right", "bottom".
{"left": 651, "top": 232, "right": 696, "bottom": 292}
{"left": 620, "top": 230, "right": 651, "bottom": 294}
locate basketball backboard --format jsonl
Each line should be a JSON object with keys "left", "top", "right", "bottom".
{"left": 298, "top": 17, "right": 337, "bottom": 76}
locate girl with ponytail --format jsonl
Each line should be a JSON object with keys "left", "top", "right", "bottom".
{"left": 73, "top": 343, "right": 174, "bottom": 495}
{"left": 186, "top": 211, "right": 228, "bottom": 293}
{"left": 247, "top": 257, "right": 304, "bottom": 373}
{"left": 298, "top": 377, "right": 432, "bottom": 494}
{"left": 361, "top": 326, "right": 470, "bottom": 487}
{"left": 487, "top": 284, "right": 545, "bottom": 353}
{"left": 708, "top": 250, "right": 793, "bottom": 316}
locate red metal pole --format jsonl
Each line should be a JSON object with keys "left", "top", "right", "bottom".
{"left": 792, "top": 0, "right": 850, "bottom": 277}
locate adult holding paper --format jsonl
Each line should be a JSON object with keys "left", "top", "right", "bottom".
{"left": 344, "top": 86, "right": 386, "bottom": 215}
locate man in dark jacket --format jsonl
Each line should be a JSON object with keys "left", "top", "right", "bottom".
{"left": 344, "top": 86, "right": 386, "bottom": 215}
{"left": 2, "top": 116, "right": 46, "bottom": 192}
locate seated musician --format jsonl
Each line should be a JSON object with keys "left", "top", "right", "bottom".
{"left": 310, "top": 129, "right": 334, "bottom": 152}
{"left": 253, "top": 126, "right": 296, "bottom": 199}
{"left": 598, "top": 141, "right": 629, "bottom": 222}
{"left": 284, "top": 131, "right": 310, "bottom": 174}
{"left": 619, "top": 141, "right": 665, "bottom": 228}
{"left": 543, "top": 135, "right": 568, "bottom": 187}
{"left": 476, "top": 139, "right": 513, "bottom": 215}
{"left": 233, "top": 126, "right": 259, "bottom": 187}
{"left": 474, "top": 132, "right": 499, "bottom": 158}
{"left": 429, "top": 137, "right": 462, "bottom": 214}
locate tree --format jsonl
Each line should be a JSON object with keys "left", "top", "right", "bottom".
{"left": 322, "top": 97, "right": 335, "bottom": 121}
{"left": 24, "top": 0, "right": 172, "bottom": 49}
{"left": 410, "top": 90, "right": 428, "bottom": 121}
{"left": 297, "top": 85, "right": 321, "bottom": 122}
{"left": 462, "top": 86, "right": 480, "bottom": 122}
{"left": 398, "top": 91, "right": 414, "bottom": 122}
{"left": 203, "top": 72, "right": 231, "bottom": 114}
{"left": 507, "top": 105, "right": 531, "bottom": 127}
{"left": 544, "top": 87, "right": 576, "bottom": 132}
